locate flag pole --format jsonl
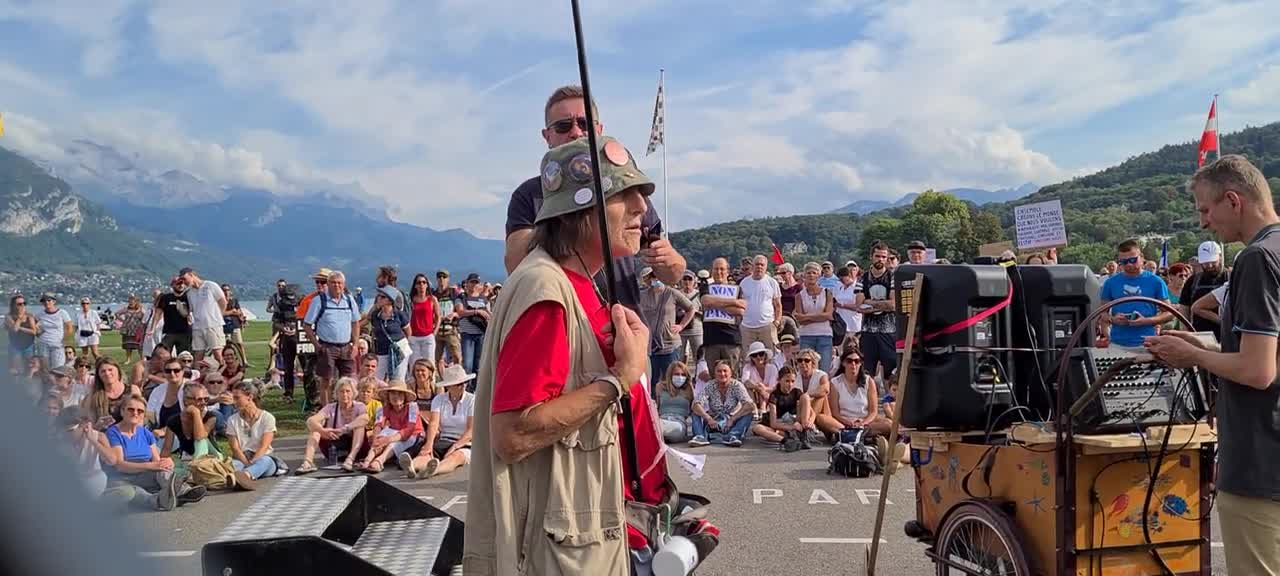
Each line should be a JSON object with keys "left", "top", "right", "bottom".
{"left": 1215, "top": 93, "right": 1221, "bottom": 160}
{"left": 660, "top": 68, "right": 669, "bottom": 236}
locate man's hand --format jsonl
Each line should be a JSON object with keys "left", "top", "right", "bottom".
{"left": 1144, "top": 331, "right": 1208, "bottom": 369}
{"left": 1112, "top": 313, "right": 1133, "bottom": 327}
{"left": 156, "top": 457, "right": 175, "bottom": 472}
{"left": 323, "top": 429, "right": 340, "bottom": 441}
{"left": 645, "top": 234, "right": 686, "bottom": 279}
{"left": 603, "top": 304, "right": 650, "bottom": 385}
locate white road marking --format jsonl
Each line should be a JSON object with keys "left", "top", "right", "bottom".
{"left": 1211, "top": 542, "right": 1224, "bottom": 548}
{"left": 139, "top": 551, "right": 195, "bottom": 558}
{"left": 798, "top": 538, "right": 887, "bottom": 544}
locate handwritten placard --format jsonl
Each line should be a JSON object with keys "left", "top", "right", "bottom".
{"left": 1014, "top": 199, "right": 1068, "bottom": 250}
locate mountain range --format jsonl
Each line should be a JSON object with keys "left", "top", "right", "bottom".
{"left": 830, "top": 182, "right": 1040, "bottom": 214}
{"left": 1, "top": 140, "right": 504, "bottom": 297}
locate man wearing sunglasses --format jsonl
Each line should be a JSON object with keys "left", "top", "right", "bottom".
{"left": 504, "top": 84, "right": 686, "bottom": 315}
{"left": 1097, "top": 239, "right": 1171, "bottom": 351}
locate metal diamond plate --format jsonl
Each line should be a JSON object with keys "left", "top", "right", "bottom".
{"left": 210, "top": 476, "right": 367, "bottom": 543}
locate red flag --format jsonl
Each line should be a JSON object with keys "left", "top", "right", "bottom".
{"left": 770, "top": 243, "right": 785, "bottom": 265}
{"left": 1197, "top": 97, "right": 1218, "bottom": 168}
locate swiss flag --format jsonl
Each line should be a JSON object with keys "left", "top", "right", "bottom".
{"left": 1197, "top": 97, "right": 1218, "bottom": 168}
{"left": 770, "top": 243, "right": 785, "bottom": 265}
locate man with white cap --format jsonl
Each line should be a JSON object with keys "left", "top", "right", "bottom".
{"left": 1179, "top": 240, "right": 1228, "bottom": 334}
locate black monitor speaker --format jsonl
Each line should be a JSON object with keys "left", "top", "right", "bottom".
{"left": 1006, "top": 264, "right": 1099, "bottom": 420}
{"left": 895, "top": 264, "right": 1014, "bottom": 430}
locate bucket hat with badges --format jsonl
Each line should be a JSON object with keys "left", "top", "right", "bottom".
{"left": 536, "top": 135, "right": 656, "bottom": 223}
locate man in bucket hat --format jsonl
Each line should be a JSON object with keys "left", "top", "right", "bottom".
{"left": 467, "top": 136, "right": 719, "bottom": 575}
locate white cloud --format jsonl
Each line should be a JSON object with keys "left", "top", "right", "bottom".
{"left": 0, "top": 0, "right": 137, "bottom": 76}
{"left": 1, "top": 112, "right": 67, "bottom": 163}
{"left": 77, "top": 109, "right": 286, "bottom": 192}
{"left": 5, "top": 0, "right": 1280, "bottom": 238}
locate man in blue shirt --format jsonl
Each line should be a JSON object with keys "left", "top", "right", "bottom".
{"left": 303, "top": 270, "right": 361, "bottom": 406}
{"left": 1099, "top": 239, "right": 1172, "bottom": 350}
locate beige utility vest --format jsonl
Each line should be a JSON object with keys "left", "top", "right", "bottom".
{"left": 464, "top": 248, "right": 629, "bottom": 575}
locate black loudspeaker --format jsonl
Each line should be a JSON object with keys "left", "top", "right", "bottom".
{"left": 1006, "top": 265, "right": 1099, "bottom": 420}
{"left": 895, "top": 265, "right": 1014, "bottom": 430}
{"left": 202, "top": 476, "right": 463, "bottom": 576}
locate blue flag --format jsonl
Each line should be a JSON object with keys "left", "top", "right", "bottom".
{"left": 1159, "top": 240, "right": 1168, "bottom": 269}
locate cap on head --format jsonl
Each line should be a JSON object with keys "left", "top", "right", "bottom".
{"left": 639, "top": 266, "right": 655, "bottom": 279}
{"left": 311, "top": 267, "right": 333, "bottom": 281}
{"left": 1197, "top": 241, "right": 1222, "bottom": 264}
{"left": 436, "top": 269, "right": 449, "bottom": 278}
{"left": 40, "top": 293, "right": 57, "bottom": 303}
{"left": 178, "top": 267, "right": 194, "bottom": 276}
{"left": 778, "top": 333, "right": 797, "bottom": 345}
{"left": 535, "top": 136, "right": 655, "bottom": 223}
{"left": 907, "top": 240, "right": 927, "bottom": 251}
{"left": 465, "top": 273, "right": 481, "bottom": 283}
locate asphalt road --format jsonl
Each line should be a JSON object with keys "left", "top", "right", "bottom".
{"left": 125, "top": 437, "right": 1229, "bottom": 575}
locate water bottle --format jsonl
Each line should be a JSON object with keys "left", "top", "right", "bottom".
{"left": 653, "top": 535, "right": 699, "bottom": 576}
{"left": 325, "top": 444, "right": 337, "bottom": 466}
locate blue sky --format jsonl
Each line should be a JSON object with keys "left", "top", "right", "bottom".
{"left": 3, "top": 0, "right": 1280, "bottom": 239}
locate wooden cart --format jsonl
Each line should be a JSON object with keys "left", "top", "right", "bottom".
{"left": 905, "top": 422, "right": 1216, "bottom": 575}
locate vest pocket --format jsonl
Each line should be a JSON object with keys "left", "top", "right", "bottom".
{"left": 557, "top": 403, "right": 618, "bottom": 451}
{"left": 540, "top": 509, "right": 627, "bottom": 574}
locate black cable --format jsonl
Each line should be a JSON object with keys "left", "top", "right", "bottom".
{"left": 1010, "top": 265, "right": 1055, "bottom": 420}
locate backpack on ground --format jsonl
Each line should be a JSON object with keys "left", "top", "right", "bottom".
{"left": 188, "top": 454, "right": 237, "bottom": 490}
{"left": 827, "top": 441, "right": 881, "bottom": 478}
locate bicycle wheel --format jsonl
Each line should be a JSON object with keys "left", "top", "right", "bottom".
{"left": 934, "top": 501, "right": 1033, "bottom": 576}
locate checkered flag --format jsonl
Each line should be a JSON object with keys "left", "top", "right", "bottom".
{"left": 646, "top": 73, "right": 664, "bottom": 156}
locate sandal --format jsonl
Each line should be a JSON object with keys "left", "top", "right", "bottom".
{"left": 419, "top": 457, "right": 440, "bottom": 479}
{"left": 294, "top": 461, "right": 317, "bottom": 475}
{"left": 341, "top": 459, "right": 355, "bottom": 473}
{"left": 365, "top": 460, "right": 384, "bottom": 474}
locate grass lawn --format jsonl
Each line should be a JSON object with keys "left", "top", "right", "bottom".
{"left": 6, "top": 321, "right": 309, "bottom": 437}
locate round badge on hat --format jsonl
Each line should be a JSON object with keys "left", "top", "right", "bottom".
{"left": 574, "top": 187, "right": 594, "bottom": 205}
{"left": 604, "top": 139, "right": 629, "bottom": 166}
{"left": 542, "top": 160, "right": 562, "bottom": 191}
{"left": 568, "top": 153, "right": 593, "bottom": 183}
{"left": 600, "top": 176, "right": 613, "bottom": 192}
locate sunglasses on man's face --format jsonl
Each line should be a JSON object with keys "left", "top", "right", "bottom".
{"left": 165, "top": 367, "right": 184, "bottom": 374}
{"left": 797, "top": 358, "right": 814, "bottom": 364}
{"left": 844, "top": 357, "right": 863, "bottom": 364}
{"left": 1117, "top": 256, "right": 1139, "bottom": 265}
{"left": 125, "top": 408, "right": 146, "bottom": 415}
{"left": 548, "top": 116, "right": 589, "bottom": 134}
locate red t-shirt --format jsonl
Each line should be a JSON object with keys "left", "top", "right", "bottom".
{"left": 493, "top": 267, "right": 669, "bottom": 549}
{"left": 410, "top": 297, "right": 436, "bottom": 335}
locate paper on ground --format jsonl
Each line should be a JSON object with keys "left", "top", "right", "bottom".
{"left": 668, "top": 447, "right": 706, "bottom": 480}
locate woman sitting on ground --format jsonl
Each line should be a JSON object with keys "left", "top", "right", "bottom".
{"left": 102, "top": 394, "right": 206, "bottom": 511}
{"left": 296, "top": 377, "right": 369, "bottom": 474}
{"left": 740, "top": 341, "right": 779, "bottom": 417}
{"left": 225, "top": 381, "right": 278, "bottom": 491}
{"left": 751, "top": 365, "right": 818, "bottom": 448}
{"left": 657, "top": 361, "right": 695, "bottom": 443}
{"left": 402, "top": 365, "right": 474, "bottom": 479}
{"left": 159, "top": 382, "right": 219, "bottom": 460}
{"left": 689, "top": 360, "right": 756, "bottom": 447}
{"left": 410, "top": 358, "right": 437, "bottom": 408}
{"left": 816, "top": 348, "right": 891, "bottom": 437}
{"left": 794, "top": 349, "right": 832, "bottom": 421}
{"left": 358, "top": 380, "right": 422, "bottom": 473}
{"left": 81, "top": 358, "right": 139, "bottom": 430}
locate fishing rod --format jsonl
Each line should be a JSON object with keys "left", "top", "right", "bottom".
{"left": 569, "top": 0, "right": 642, "bottom": 497}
